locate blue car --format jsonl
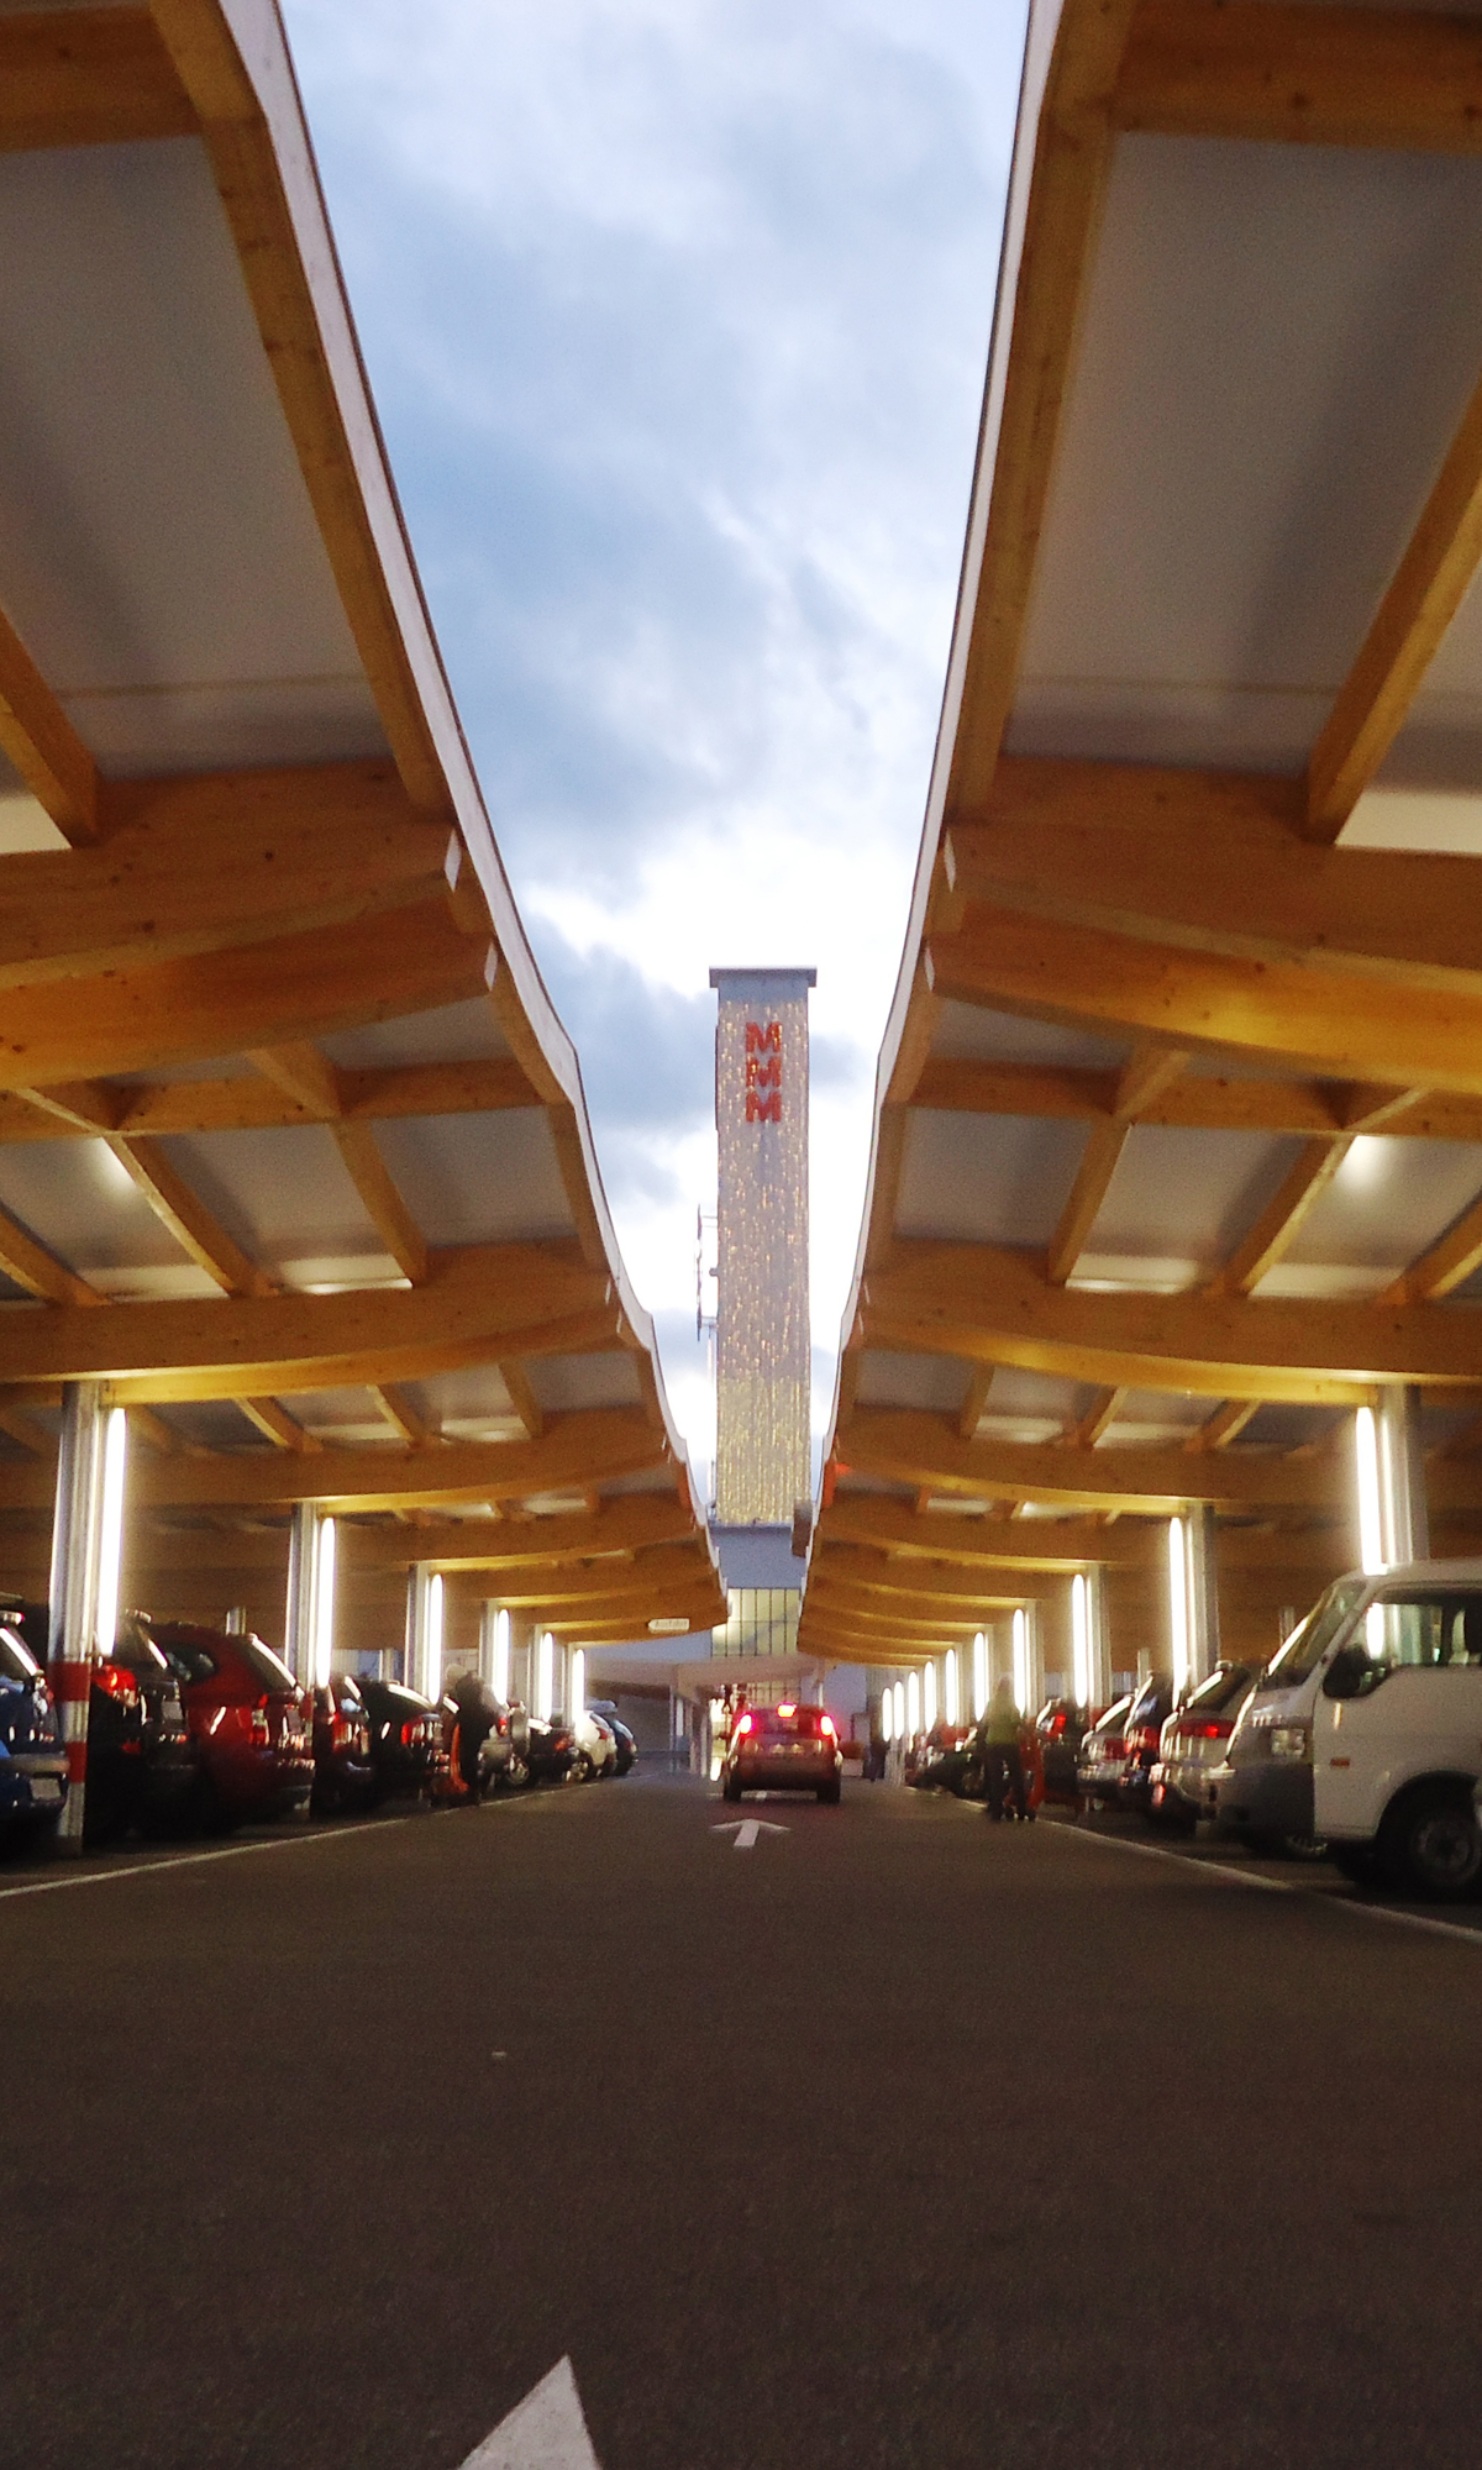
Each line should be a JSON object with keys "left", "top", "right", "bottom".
{"left": 0, "top": 1615, "right": 68, "bottom": 1849}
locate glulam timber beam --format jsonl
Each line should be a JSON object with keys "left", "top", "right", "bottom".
{"left": 0, "top": 603, "right": 98, "bottom": 844}
{"left": 864, "top": 1243, "right": 1482, "bottom": 1399}
{"left": 345, "top": 1497, "right": 697, "bottom": 1569}
{"left": 0, "top": 1245, "right": 611, "bottom": 1391}
{"left": 944, "top": 0, "right": 1142, "bottom": 813}
{"left": 835, "top": 1411, "right": 1350, "bottom": 1513}
{"left": 1114, "top": 4, "right": 1482, "bottom": 157}
{"left": 0, "top": 903, "right": 484, "bottom": 1094}
{"left": 908, "top": 1059, "right": 1477, "bottom": 1142}
{"left": 0, "top": 1411, "right": 670, "bottom": 1514}
{"left": 1208, "top": 1141, "right": 1351, "bottom": 1298}
{"left": 923, "top": 905, "right": 1482, "bottom": 1099}
{"left": 0, "top": 8, "right": 196, "bottom": 152}
{"left": 330, "top": 1125, "right": 427, "bottom": 1284}
{"left": 817, "top": 1496, "right": 1160, "bottom": 1569}
{"left": 0, "top": 763, "right": 453, "bottom": 993}
{"left": 813, "top": 1548, "right": 1067, "bottom": 1607}
{"left": 105, "top": 1138, "right": 275, "bottom": 1298}
{"left": 944, "top": 757, "right": 1482, "bottom": 990}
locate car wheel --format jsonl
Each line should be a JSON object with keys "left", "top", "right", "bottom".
{"left": 816, "top": 1780, "right": 841, "bottom": 1805}
{"left": 566, "top": 1754, "right": 592, "bottom": 1786}
{"left": 722, "top": 1771, "right": 742, "bottom": 1803}
{"left": 1383, "top": 1787, "right": 1482, "bottom": 1902}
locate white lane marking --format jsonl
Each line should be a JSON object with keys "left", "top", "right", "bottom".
{"left": 0, "top": 1816, "right": 413, "bottom": 1905}
{"left": 1054, "top": 1819, "right": 1482, "bottom": 1946}
{"left": 458, "top": 2358, "right": 601, "bottom": 2468}
{"left": 711, "top": 1817, "right": 788, "bottom": 1850}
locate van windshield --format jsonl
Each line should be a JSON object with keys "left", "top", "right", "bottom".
{"left": 1264, "top": 1579, "right": 1367, "bottom": 1689}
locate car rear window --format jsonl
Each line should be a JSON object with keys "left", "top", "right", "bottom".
{"left": 240, "top": 1639, "right": 298, "bottom": 1694}
{"left": 0, "top": 1626, "right": 39, "bottom": 1686}
{"left": 754, "top": 1705, "right": 828, "bottom": 1736}
{"left": 1184, "top": 1663, "right": 1256, "bottom": 1715}
{"left": 161, "top": 1639, "right": 221, "bottom": 1684}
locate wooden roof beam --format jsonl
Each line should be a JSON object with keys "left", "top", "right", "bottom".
{"left": 837, "top": 1408, "right": 1351, "bottom": 1513}
{"left": 0, "top": 7, "right": 197, "bottom": 152}
{"left": 924, "top": 903, "right": 1482, "bottom": 1099}
{"left": 910, "top": 1058, "right": 1464, "bottom": 1141}
{"left": 818, "top": 1495, "right": 1160, "bottom": 1569}
{"left": 0, "top": 600, "right": 98, "bottom": 845}
{"left": 105, "top": 1137, "right": 276, "bottom": 1299}
{"left": 1116, "top": 4, "right": 1482, "bottom": 162}
{"left": 0, "top": 903, "right": 484, "bottom": 1096}
{"left": 0, "top": 1411, "right": 670, "bottom": 1515}
{"left": 865, "top": 1241, "right": 1482, "bottom": 1400}
{"left": 331, "top": 1124, "right": 427, "bottom": 1284}
{"left": 345, "top": 1496, "right": 696, "bottom": 1570}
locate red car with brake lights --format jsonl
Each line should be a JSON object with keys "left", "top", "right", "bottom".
{"left": 147, "top": 1623, "right": 313, "bottom": 1829}
{"left": 721, "top": 1701, "right": 843, "bottom": 1804}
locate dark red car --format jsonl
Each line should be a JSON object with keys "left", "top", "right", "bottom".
{"left": 147, "top": 1624, "right": 313, "bottom": 1829}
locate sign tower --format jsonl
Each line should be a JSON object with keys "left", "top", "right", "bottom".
{"left": 708, "top": 967, "right": 815, "bottom": 1524}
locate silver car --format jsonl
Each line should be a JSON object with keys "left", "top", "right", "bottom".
{"left": 1148, "top": 1663, "right": 1259, "bottom": 1833}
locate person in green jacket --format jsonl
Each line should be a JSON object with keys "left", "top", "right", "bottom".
{"left": 976, "top": 1676, "right": 1031, "bottom": 1823}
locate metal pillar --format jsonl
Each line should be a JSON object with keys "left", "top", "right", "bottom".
{"left": 284, "top": 1502, "right": 319, "bottom": 1689}
{"left": 1187, "top": 1504, "right": 1222, "bottom": 1687}
{"left": 406, "top": 1564, "right": 442, "bottom": 1700}
{"left": 1378, "top": 1386, "right": 1429, "bottom": 1566}
{"left": 48, "top": 1383, "right": 107, "bottom": 1851}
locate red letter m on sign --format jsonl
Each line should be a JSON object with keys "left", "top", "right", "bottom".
{"left": 744, "top": 1019, "right": 783, "bottom": 1121}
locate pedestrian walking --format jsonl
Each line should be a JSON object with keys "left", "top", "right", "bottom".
{"left": 976, "top": 1675, "right": 1031, "bottom": 1823}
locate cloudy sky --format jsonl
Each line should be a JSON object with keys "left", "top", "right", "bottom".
{"left": 282, "top": 0, "right": 1028, "bottom": 1494}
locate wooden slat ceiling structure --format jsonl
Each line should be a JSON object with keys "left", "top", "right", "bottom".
{"left": 803, "top": 0, "right": 1482, "bottom": 1676}
{"left": 0, "top": 0, "right": 724, "bottom": 1649}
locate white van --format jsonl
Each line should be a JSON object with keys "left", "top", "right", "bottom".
{"left": 1213, "top": 1560, "right": 1482, "bottom": 1899}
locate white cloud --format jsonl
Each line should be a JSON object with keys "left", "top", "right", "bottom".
{"left": 282, "top": 0, "right": 1025, "bottom": 1483}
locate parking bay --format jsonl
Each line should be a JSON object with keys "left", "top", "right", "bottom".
{"left": 6, "top": 1772, "right": 1482, "bottom": 2469}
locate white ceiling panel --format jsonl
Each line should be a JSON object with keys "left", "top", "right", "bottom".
{"left": 0, "top": 139, "right": 384, "bottom": 772}
{"left": 898, "top": 1112, "right": 1086, "bottom": 1244}
{"left": 322, "top": 1000, "right": 514, "bottom": 1069}
{"left": 155, "top": 1127, "right": 394, "bottom": 1285}
{"left": 530, "top": 1353, "right": 643, "bottom": 1413}
{"left": 1091, "top": 1128, "right": 1306, "bottom": 1275}
{"left": 853, "top": 1351, "right": 971, "bottom": 1413}
{"left": 1276, "top": 1136, "right": 1482, "bottom": 1276}
{"left": 931, "top": 1001, "right": 1127, "bottom": 1067}
{"left": 373, "top": 1112, "right": 574, "bottom": 1246}
{"left": 0, "top": 1137, "right": 216, "bottom": 1287}
{"left": 1014, "top": 135, "right": 1482, "bottom": 768}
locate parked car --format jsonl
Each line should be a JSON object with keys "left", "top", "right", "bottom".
{"left": 1217, "top": 1562, "right": 1482, "bottom": 1894}
{"left": 721, "top": 1700, "right": 843, "bottom": 1803}
{"left": 1036, "top": 1699, "right": 1089, "bottom": 1806}
{"left": 0, "top": 1611, "right": 67, "bottom": 1849}
{"left": 310, "top": 1674, "right": 379, "bottom": 1816}
{"left": 909, "top": 1722, "right": 977, "bottom": 1797}
{"left": 1148, "top": 1663, "right": 1259, "bottom": 1833}
{"left": 359, "top": 1677, "right": 449, "bottom": 1802}
{"left": 5, "top": 1601, "right": 196, "bottom": 1846}
{"left": 149, "top": 1623, "right": 313, "bottom": 1830}
{"left": 572, "top": 1709, "right": 617, "bottom": 1779}
{"left": 1076, "top": 1693, "right": 1133, "bottom": 1809}
{"left": 1118, "top": 1673, "right": 1176, "bottom": 1816}
{"left": 523, "top": 1709, "right": 579, "bottom": 1787}
{"left": 586, "top": 1699, "right": 637, "bottom": 1773}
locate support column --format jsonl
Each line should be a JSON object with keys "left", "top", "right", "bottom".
{"left": 49, "top": 1383, "right": 105, "bottom": 1851}
{"left": 406, "top": 1564, "right": 444, "bottom": 1700}
{"left": 1186, "top": 1504, "right": 1222, "bottom": 1687}
{"left": 1378, "top": 1386, "right": 1429, "bottom": 1566}
{"left": 480, "top": 1602, "right": 511, "bottom": 1698}
{"left": 284, "top": 1506, "right": 337, "bottom": 1690}
{"left": 1086, "top": 1565, "right": 1111, "bottom": 1710}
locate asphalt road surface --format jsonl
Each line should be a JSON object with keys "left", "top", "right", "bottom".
{"left": 6, "top": 1771, "right": 1482, "bottom": 2469}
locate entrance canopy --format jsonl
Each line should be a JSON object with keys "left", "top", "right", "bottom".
{"left": 0, "top": 0, "right": 723, "bottom": 1647}
{"left": 803, "top": 0, "right": 1482, "bottom": 1677}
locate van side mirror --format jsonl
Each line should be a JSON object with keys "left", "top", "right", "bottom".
{"left": 1323, "top": 1643, "right": 1372, "bottom": 1700}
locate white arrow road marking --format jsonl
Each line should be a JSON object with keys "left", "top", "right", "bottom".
{"left": 457, "top": 2357, "right": 601, "bottom": 2468}
{"left": 711, "top": 1818, "right": 789, "bottom": 1850}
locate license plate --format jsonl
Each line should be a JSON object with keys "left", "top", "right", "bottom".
{"left": 29, "top": 1777, "right": 62, "bottom": 1803}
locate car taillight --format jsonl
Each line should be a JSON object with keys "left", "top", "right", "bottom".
{"left": 735, "top": 1713, "right": 752, "bottom": 1736}
{"left": 401, "top": 1719, "right": 417, "bottom": 1746}
{"left": 820, "top": 1715, "right": 836, "bottom": 1740}
{"left": 1181, "top": 1719, "right": 1231, "bottom": 1740}
{"left": 95, "top": 1662, "right": 141, "bottom": 1708}
{"left": 250, "top": 1694, "right": 270, "bottom": 1745}
{"left": 1128, "top": 1726, "right": 1158, "bottom": 1750}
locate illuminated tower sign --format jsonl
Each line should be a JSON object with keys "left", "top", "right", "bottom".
{"left": 709, "top": 967, "right": 815, "bottom": 1524}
